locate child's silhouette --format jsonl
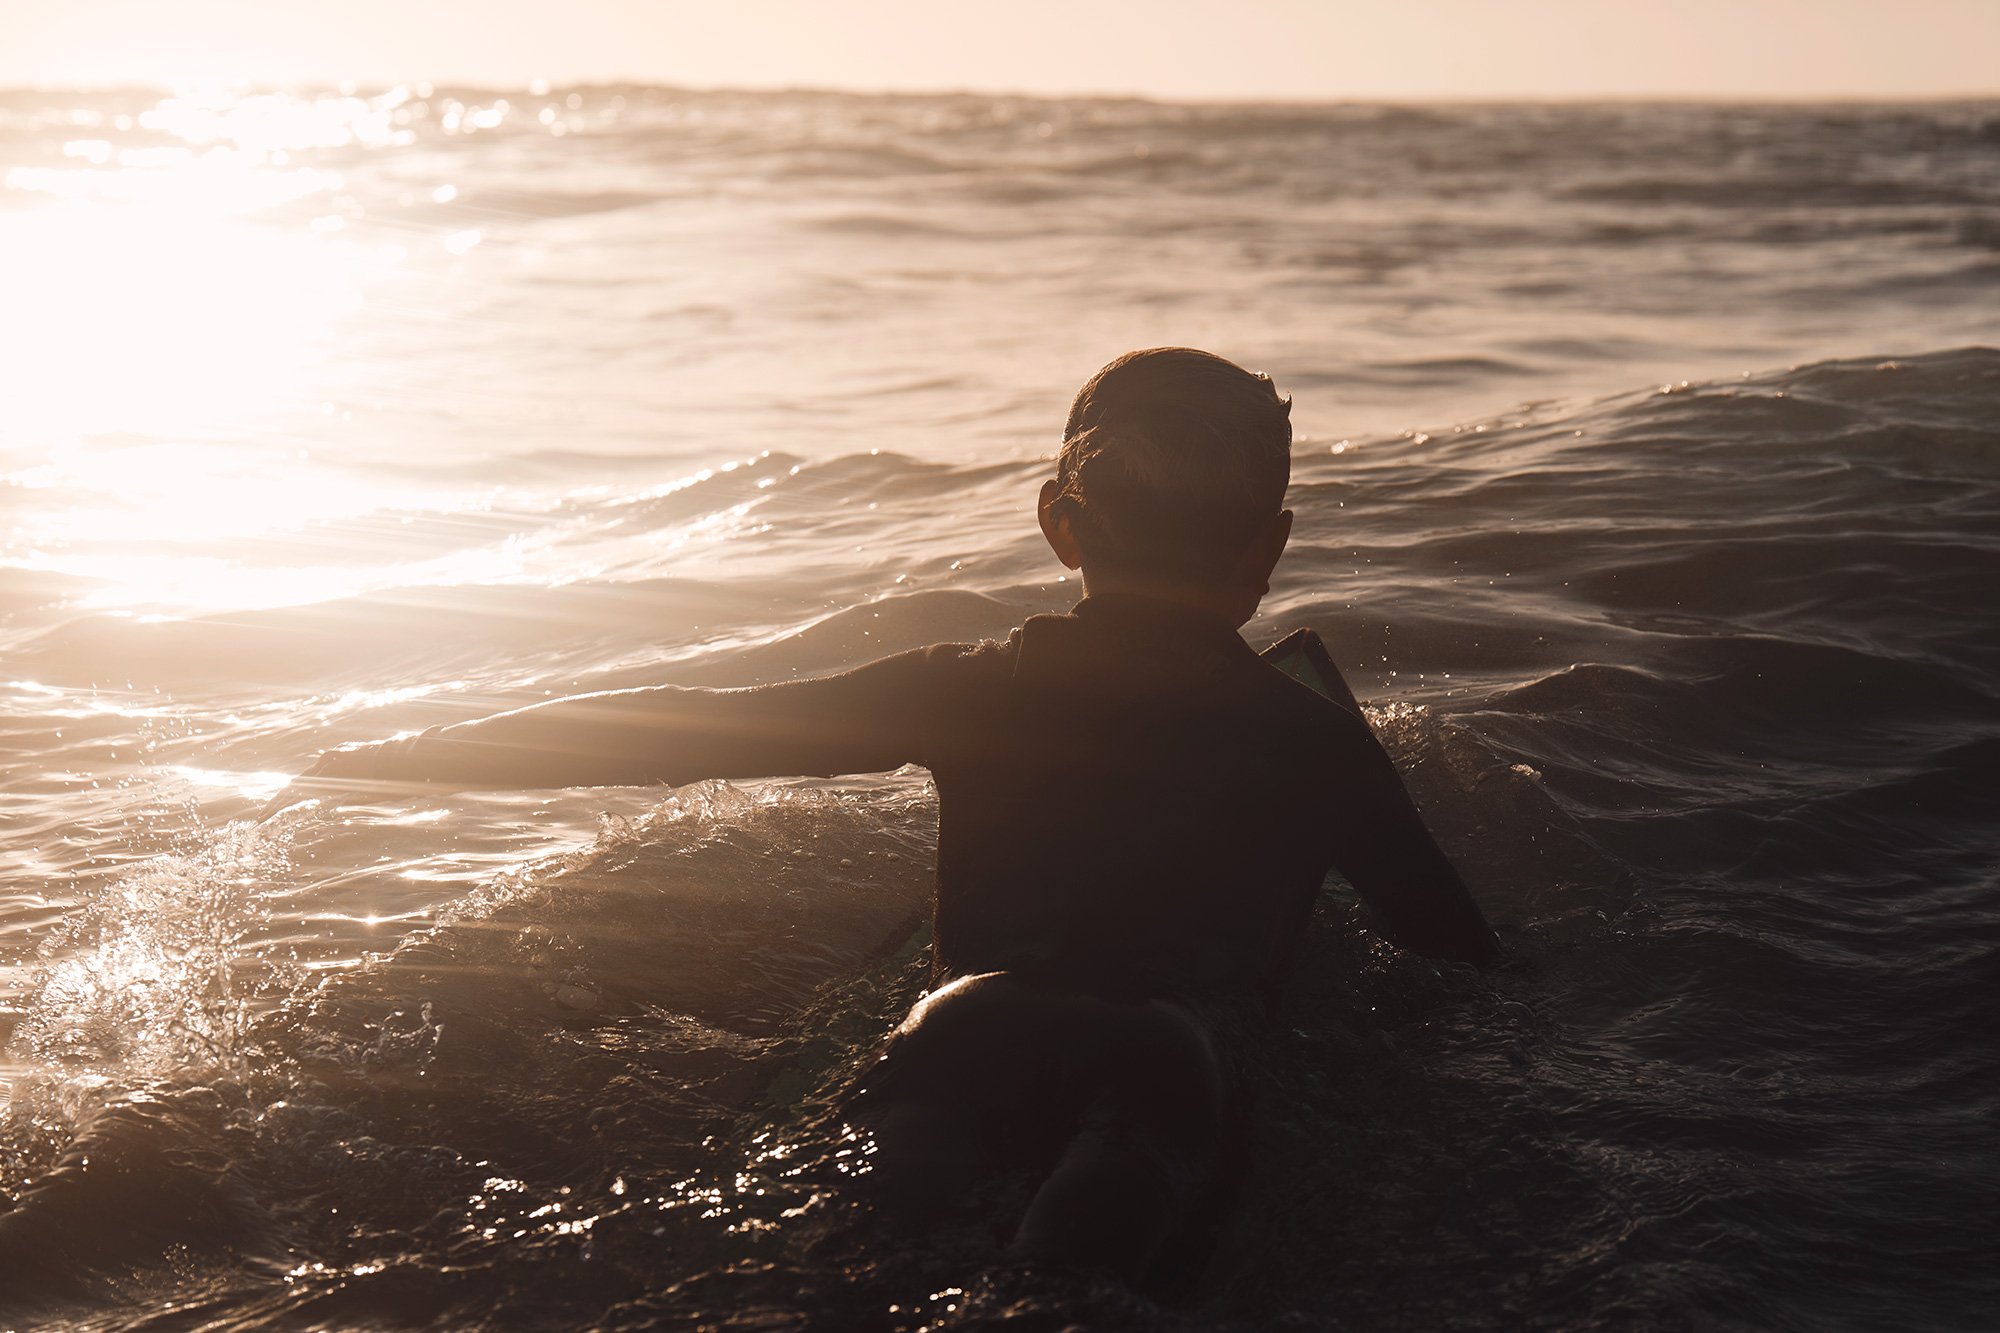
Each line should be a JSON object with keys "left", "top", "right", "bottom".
{"left": 271, "top": 347, "right": 1497, "bottom": 1287}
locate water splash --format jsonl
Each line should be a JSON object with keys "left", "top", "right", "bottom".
{"left": 14, "top": 816, "right": 300, "bottom": 1077}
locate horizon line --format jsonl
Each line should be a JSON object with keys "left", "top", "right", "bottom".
{"left": 4, "top": 80, "right": 1997, "bottom": 107}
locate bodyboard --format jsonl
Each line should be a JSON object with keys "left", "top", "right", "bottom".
{"left": 1260, "top": 627, "right": 1364, "bottom": 719}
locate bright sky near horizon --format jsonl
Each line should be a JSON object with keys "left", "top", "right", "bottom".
{"left": 3, "top": 0, "right": 1995, "bottom": 100}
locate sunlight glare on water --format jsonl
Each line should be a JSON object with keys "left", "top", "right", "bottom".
{"left": 0, "top": 437, "right": 503, "bottom": 612}
{"left": 0, "top": 87, "right": 445, "bottom": 613}
{"left": 0, "top": 206, "right": 376, "bottom": 442}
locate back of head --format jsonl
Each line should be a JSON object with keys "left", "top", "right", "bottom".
{"left": 1053, "top": 347, "right": 1293, "bottom": 588}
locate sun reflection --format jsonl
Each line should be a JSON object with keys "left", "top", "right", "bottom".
{"left": 9, "top": 540, "right": 572, "bottom": 615}
{"left": 0, "top": 85, "right": 628, "bottom": 616}
{"left": 138, "top": 86, "right": 418, "bottom": 154}
{"left": 0, "top": 86, "right": 441, "bottom": 451}
{"left": 2, "top": 438, "right": 782, "bottom": 614}
{"left": 0, "top": 206, "right": 378, "bottom": 442}
{"left": 0, "top": 440, "right": 519, "bottom": 611}
{"left": 170, "top": 766, "right": 295, "bottom": 800}
{"left": 6, "top": 455, "right": 621, "bottom": 610}
{"left": 8, "top": 154, "right": 342, "bottom": 209}
{"left": 9, "top": 441, "right": 393, "bottom": 541}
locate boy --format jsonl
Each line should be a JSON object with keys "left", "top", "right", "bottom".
{"left": 276, "top": 347, "right": 1497, "bottom": 1287}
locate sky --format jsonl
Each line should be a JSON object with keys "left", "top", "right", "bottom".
{"left": 2, "top": 0, "right": 1995, "bottom": 100}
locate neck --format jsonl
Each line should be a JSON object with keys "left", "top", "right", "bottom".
{"left": 1079, "top": 569, "right": 1256, "bottom": 628}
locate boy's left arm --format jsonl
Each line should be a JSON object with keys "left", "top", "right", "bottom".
{"left": 1321, "top": 714, "right": 1501, "bottom": 966}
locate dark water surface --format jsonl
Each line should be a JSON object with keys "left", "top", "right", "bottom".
{"left": 1, "top": 89, "right": 1998, "bottom": 1329}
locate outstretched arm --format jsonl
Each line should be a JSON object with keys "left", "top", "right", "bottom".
{"left": 267, "top": 646, "right": 952, "bottom": 813}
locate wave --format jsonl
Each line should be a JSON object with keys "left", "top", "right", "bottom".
{"left": 5, "top": 343, "right": 2000, "bottom": 1327}
{"left": 1, "top": 780, "right": 937, "bottom": 1322}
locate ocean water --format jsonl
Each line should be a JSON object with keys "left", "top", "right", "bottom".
{"left": 1, "top": 87, "right": 1998, "bottom": 1330}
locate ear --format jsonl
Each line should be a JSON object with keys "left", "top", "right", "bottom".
{"left": 1038, "top": 478, "right": 1084, "bottom": 570}
{"left": 1240, "top": 508, "right": 1293, "bottom": 594}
